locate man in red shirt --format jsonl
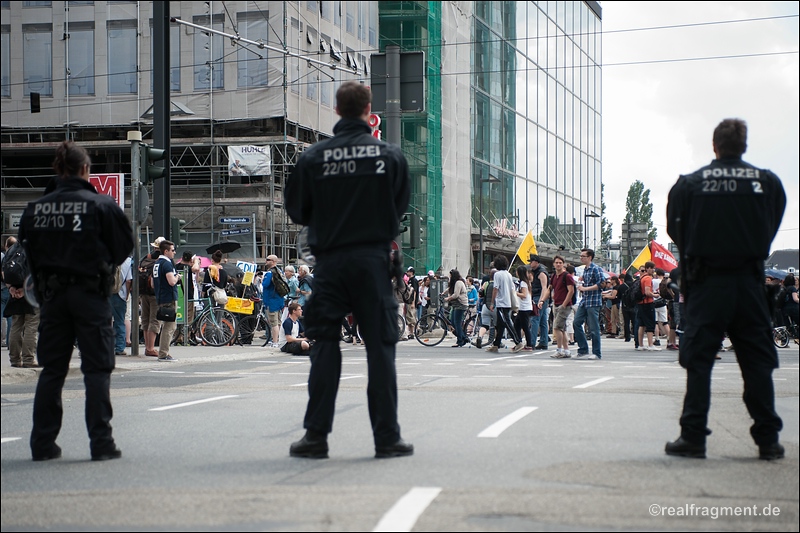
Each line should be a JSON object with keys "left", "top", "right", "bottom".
{"left": 637, "top": 262, "right": 660, "bottom": 351}
{"left": 539, "top": 255, "right": 575, "bottom": 358}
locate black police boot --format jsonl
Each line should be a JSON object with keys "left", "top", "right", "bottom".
{"left": 290, "top": 430, "right": 329, "bottom": 459}
{"left": 665, "top": 437, "right": 706, "bottom": 459}
{"left": 32, "top": 443, "right": 62, "bottom": 462}
{"left": 758, "top": 442, "right": 785, "bottom": 461}
{"left": 91, "top": 445, "right": 122, "bottom": 461}
{"left": 375, "top": 438, "right": 414, "bottom": 459}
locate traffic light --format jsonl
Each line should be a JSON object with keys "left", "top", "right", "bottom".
{"left": 410, "top": 215, "right": 422, "bottom": 249}
{"left": 170, "top": 217, "right": 187, "bottom": 246}
{"left": 141, "top": 143, "right": 166, "bottom": 184}
{"left": 399, "top": 214, "right": 410, "bottom": 234}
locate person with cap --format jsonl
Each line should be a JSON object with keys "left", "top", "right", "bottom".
{"left": 19, "top": 140, "right": 133, "bottom": 462}
{"left": 261, "top": 254, "right": 286, "bottom": 348}
{"left": 404, "top": 267, "right": 418, "bottom": 340}
{"left": 665, "top": 118, "right": 786, "bottom": 461}
{"left": 285, "top": 80, "right": 413, "bottom": 459}
{"left": 138, "top": 236, "right": 164, "bottom": 357}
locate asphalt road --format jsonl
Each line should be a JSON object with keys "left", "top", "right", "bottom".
{"left": 2, "top": 336, "right": 798, "bottom": 531}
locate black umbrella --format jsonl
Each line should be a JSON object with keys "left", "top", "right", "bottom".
{"left": 206, "top": 241, "right": 241, "bottom": 255}
{"left": 222, "top": 262, "right": 245, "bottom": 278}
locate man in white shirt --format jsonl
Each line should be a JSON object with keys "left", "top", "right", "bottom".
{"left": 485, "top": 255, "right": 523, "bottom": 353}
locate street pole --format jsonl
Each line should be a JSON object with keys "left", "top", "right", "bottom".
{"left": 128, "top": 131, "right": 142, "bottom": 357}
{"left": 479, "top": 182, "right": 484, "bottom": 278}
{"left": 152, "top": 2, "right": 170, "bottom": 238}
{"left": 385, "top": 45, "right": 401, "bottom": 147}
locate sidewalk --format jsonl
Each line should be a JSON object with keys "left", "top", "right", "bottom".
{"left": 0, "top": 341, "right": 284, "bottom": 385}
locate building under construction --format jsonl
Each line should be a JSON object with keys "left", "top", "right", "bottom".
{"left": 1, "top": 1, "right": 379, "bottom": 264}
{"left": 2, "top": 1, "right": 603, "bottom": 274}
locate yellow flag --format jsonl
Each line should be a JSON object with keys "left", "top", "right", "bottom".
{"left": 515, "top": 230, "right": 538, "bottom": 265}
{"left": 630, "top": 243, "right": 652, "bottom": 271}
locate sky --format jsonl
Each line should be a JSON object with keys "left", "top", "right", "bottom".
{"left": 600, "top": 1, "right": 799, "bottom": 254}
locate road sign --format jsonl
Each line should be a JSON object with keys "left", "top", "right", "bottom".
{"left": 221, "top": 227, "right": 252, "bottom": 237}
{"left": 220, "top": 217, "right": 251, "bottom": 224}
{"left": 370, "top": 51, "right": 425, "bottom": 112}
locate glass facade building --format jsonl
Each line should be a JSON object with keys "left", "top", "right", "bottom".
{"left": 473, "top": 1, "right": 602, "bottom": 274}
{"left": 380, "top": 1, "right": 602, "bottom": 276}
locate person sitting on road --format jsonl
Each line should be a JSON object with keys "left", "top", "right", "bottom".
{"left": 279, "top": 302, "right": 311, "bottom": 356}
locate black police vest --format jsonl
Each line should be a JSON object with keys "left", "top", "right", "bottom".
{"left": 679, "top": 159, "right": 781, "bottom": 265}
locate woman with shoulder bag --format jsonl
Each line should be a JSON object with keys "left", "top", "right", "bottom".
{"left": 202, "top": 250, "right": 229, "bottom": 306}
{"left": 514, "top": 265, "right": 534, "bottom": 351}
{"left": 445, "top": 269, "right": 469, "bottom": 347}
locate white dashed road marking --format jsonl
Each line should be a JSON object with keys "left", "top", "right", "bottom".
{"left": 573, "top": 376, "right": 614, "bottom": 389}
{"left": 149, "top": 395, "right": 239, "bottom": 411}
{"left": 478, "top": 407, "right": 538, "bottom": 438}
{"left": 373, "top": 487, "right": 442, "bottom": 532}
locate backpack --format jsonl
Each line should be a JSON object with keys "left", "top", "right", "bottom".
{"left": 111, "top": 264, "right": 124, "bottom": 294}
{"left": 400, "top": 282, "right": 415, "bottom": 305}
{"left": 659, "top": 279, "right": 674, "bottom": 301}
{"left": 1, "top": 242, "right": 29, "bottom": 287}
{"left": 270, "top": 266, "right": 290, "bottom": 297}
{"left": 622, "top": 278, "right": 644, "bottom": 309}
{"left": 628, "top": 279, "right": 644, "bottom": 305}
{"left": 139, "top": 255, "right": 157, "bottom": 296}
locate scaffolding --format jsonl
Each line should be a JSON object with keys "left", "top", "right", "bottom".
{"left": 0, "top": 1, "right": 373, "bottom": 265}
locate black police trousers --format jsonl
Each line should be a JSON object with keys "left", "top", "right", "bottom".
{"left": 678, "top": 274, "right": 782, "bottom": 446}
{"left": 30, "top": 286, "right": 116, "bottom": 457}
{"left": 301, "top": 246, "right": 401, "bottom": 447}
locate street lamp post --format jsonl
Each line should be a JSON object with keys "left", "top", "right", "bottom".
{"left": 479, "top": 174, "right": 500, "bottom": 277}
{"left": 584, "top": 208, "right": 600, "bottom": 249}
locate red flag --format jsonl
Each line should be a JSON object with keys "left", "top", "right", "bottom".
{"left": 650, "top": 240, "right": 679, "bottom": 271}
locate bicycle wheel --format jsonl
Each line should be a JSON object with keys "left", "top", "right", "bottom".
{"left": 415, "top": 314, "right": 447, "bottom": 346}
{"left": 199, "top": 308, "right": 237, "bottom": 347}
{"left": 462, "top": 314, "right": 476, "bottom": 341}
{"left": 397, "top": 314, "right": 407, "bottom": 341}
{"left": 772, "top": 327, "right": 790, "bottom": 348}
{"left": 236, "top": 314, "right": 258, "bottom": 345}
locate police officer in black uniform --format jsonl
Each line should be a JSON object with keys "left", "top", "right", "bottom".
{"left": 665, "top": 118, "right": 786, "bottom": 461}
{"left": 285, "top": 81, "right": 413, "bottom": 459}
{"left": 19, "top": 141, "right": 134, "bottom": 462}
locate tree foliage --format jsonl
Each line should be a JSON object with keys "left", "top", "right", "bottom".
{"left": 601, "top": 183, "right": 613, "bottom": 246}
{"left": 625, "top": 180, "right": 657, "bottom": 241}
{"left": 538, "top": 215, "right": 560, "bottom": 244}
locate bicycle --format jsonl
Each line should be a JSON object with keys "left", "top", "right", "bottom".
{"left": 773, "top": 316, "right": 799, "bottom": 348}
{"left": 340, "top": 312, "right": 406, "bottom": 343}
{"left": 415, "top": 295, "right": 474, "bottom": 347}
{"left": 233, "top": 298, "right": 270, "bottom": 346}
{"left": 173, "top": 288, "right": 238, "bottom": 347}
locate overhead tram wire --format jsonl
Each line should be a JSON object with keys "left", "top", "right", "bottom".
{"left": 3, "top": 13, "right": 797, "bottom": 116}
{"left": 169, "top": 17, "right": 358, "bottom": 76}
